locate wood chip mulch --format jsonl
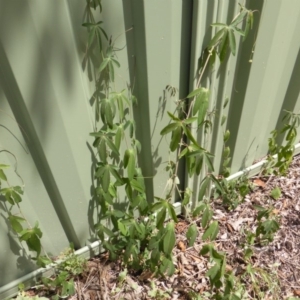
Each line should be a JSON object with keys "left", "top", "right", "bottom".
{"left": 28, "top": 155, "right": 300, "bottom": 299}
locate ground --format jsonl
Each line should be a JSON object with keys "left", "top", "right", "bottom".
{"left": 23, "top": 155, "right": 300, "bottom": 300}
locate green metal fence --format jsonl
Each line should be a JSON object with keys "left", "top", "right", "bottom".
{"left": 0, "top": 0, "right": 300, "bottom": 297}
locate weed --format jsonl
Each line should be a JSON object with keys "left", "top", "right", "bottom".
{"left": 147, "top": 281, "right": 171, "bottom": 299}
{"left": 242, "top": 264, "right": 280, "bottom": 300}
{"left": 39, "top": 247, "right": 86, "bottom": 299}
{"left": 253, "top": 204, "right": 280, "bottom": 244}
{"left": 0, "top": 151, "right": 51, "bottom": 267}
{"left": 264, "top": 110, "right": 300, "bottom": 176}
{"left": 214, "top": 174, "right": 252, "bottom": 209}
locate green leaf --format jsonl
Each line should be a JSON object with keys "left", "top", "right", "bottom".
{"left": 186, "top": 224, "right": 198, "bottom": 247}
{"left": 228, "top": 29, "right": 236, "bottom": 56}
{"left": 182, "top": 125, "right": 198, "bottom": 147}
{"left": 105, "top": 101, "right": 114, "bottom": 128}
{"left": 156, "top": 207, "right": 166, "bottom": 229}
{"left": 186, "top": 147, "right": 205, "bottom": 157}
{"left": 261, "top": 219, "right": 280, "bottom": 238}
{"left": 223, "top": 146, "right": 230, "bottom": 158}
{"left": 160, "top": 123, "right": 179, "bottom": 135}
{"left": 62, "top": 279, "right": 75, "bottom": 297}
{"left": 208, "top": 28, "right": 226, "bottom": 49}
{"left": 200, "top": 243, "right": 214, "bottom": 256}
{"left": 163, "top": 221, "right": 176, "bottom": 255}
{"left": 116, "top": 97, "right": 124, "bottom": 121}
{"left": 88, "top": 27, "right": 96, "bottom": 47}
{"left": 96, "top": 224, "right": 114, "bottom": 238}
{"left": 102, "top": 165, "right": 110, "bottom": 192}
{"left": 187, "top": 87, "right": 203, "bottom": 99}
{"left": 230, "top": 10, "right": 247, "bottom": 27}
{"left": 27, "top": 233, "right": 42, "bottom": 256}
{"left": 203, "top": 152, "right": 214, "bottom": 172}
{"left": 210, "top": 174, "right": 224, "bottom": 194}
{"left": 233, "top": 26, "right": 246, "bottom": 36}
{"left": 182, "top": 188, "right": 192, "bottom": 206}
{"left": 108, "top": 61, "right": 115, "bottom": 82}
{"left": 99, "top": 139, "right": 107, "bottom": 162}
{"left": 127, "top": 150, "right": 136, "bottom": 181}
{"left": 123, "top": 149, "right": 130, "bottom": 168}
{"left": 270, "top": 187, "right": 281, "bottom": 199}
{"left": 124, "top": 149, "right": 135, "bottom": 180}
{"left": 223, "top": 97, "right": 229, "bottom": 108}
{"left": 193, "top": 88, "right": 209, "bottom": 125}
{"left": 206, "top": 263, "right": 221, "bottom": 283}
{"left": 223, "top": 130, "right": 230, "bottom": 142}
{"left": 111, "top": 58, "right": 120, "bottom": 68}
{"left": 166, "top": 202, "right": 178, "bottom": 222}
{"left": 0, "top": 169, "right": 7, "bottom": 181}
{"left": 130, "top": 179, "right": 144, "bottom": 193}
{"left": 129, "top": 120, "right": 135, "bottom": 138}
{"left": 184, "top": 117, "right": 198, "bottom": 124}
{"left": 202, "top": 221, "right": 219, "bottom": 241}
{"left": 179, "top": 147, "right": 188, "bottom": 159}
{"left": 109, "top": 166, "right": 123, "bottom": 184}
{"left": 152, "top": 199, "right": 165, "bottom": 212}
{"left": 198, "top": 177, "right": 211, "bottom": 201}
{"left": 160, "top": 257, "right": 175, "bottom": 276}
{"left": 170, "top": 126, "right": 182, "bottom": 152}
{"left": 211, "top": 22, "right": 227, "bottom": 28}
{"left": 118, "top": 220, "right": 128, "bottom": 236}
{"left": 82, "top": 22, "right": 95, "bottom": 28}
{"left": 105, "top": 137, "right": 119, "bottom": 156}
{"left": 37, "top": 255, "right": 53, "bottom": 268}
{"left": 99, "top": 58, "right": 109, "bottom": 72}
{"left": 33, "top": 222, "right": 43, "bottom": 238}
{"left": 4, "top": 189, "right": 14, "bottom": 205}
{"left": 167, "top": 111, "right": 180, "bottom": 121}
{"left": 8, "top": 215, "right": 24, "bottom": 233}
{"left": 219, "top": 30, "right": 229, "bottom": 62}
{"left": 243, "top": 11, "right": 253, "bottom": 41}
{"left": 0, "top": 164, "right": 10, "bottom": 169}
{"left": 202, "top": 207, "right": 213, "bottom": 228}
{"left": 192, "top": 203, "right": 206, "bottom": 217}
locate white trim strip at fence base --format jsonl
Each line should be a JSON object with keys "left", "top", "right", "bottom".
{"left": 0, "top": 241, "right": 104, "bottom": 300}
{"left": 226, "top": 142, "right": 300, "bottom": 181}
{"left": 1, "top": 142, "right": 300, "bottom": 300}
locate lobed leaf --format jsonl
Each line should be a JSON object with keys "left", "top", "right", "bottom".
{"left": 8, "top": 215, "right": 24, "bottom": 233}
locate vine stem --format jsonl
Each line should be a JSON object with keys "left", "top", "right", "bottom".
{"left": 167, "top": 47, "right": 214, "bottom": 201}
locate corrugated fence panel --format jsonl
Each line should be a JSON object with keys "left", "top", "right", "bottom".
{"left": 1, "top": 0, "right": 300, "bottom": 295}
{"left": 187, "top": 0, "right": 265, "bottom": 205}
{"left": 123, "top": 0, "right": 193, "bottom": 201}
{"left": 228, "top": 0, "right": 300, "bottom": 171}
{"left": 0, "top": 0, "right": 95, "bottom": 287}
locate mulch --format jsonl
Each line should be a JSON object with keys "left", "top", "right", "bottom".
{"left": 26, "top": 155, "right": 300, "bottom": 299}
